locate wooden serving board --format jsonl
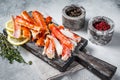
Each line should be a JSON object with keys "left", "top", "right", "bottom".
{"left": 22, "top": 37, "right": 88, "bottom": 72}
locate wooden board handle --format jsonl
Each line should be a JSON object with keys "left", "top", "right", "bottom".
{"left": 74, "top": 51, "right": 117, "bottom": 80}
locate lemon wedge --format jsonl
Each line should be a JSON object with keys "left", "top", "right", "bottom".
{"left": 5, "top": 20, "right": 14, "bottom": 31}
{"left": 7, "top": 35, "right": 30, "bottom": 46}
{"left": 6, "top": 29, "right": 14, "bottom": 37}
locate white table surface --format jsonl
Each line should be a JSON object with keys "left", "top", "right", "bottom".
{"left": 0, "top": 0, "right": 120, "bottom": 80}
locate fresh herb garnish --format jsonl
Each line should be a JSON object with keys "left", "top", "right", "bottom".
{"left": 28, "top": 61, "right": 32, "bottom": 65}
{"left": 0, "top": 32, "right": 27, "bottom": 64}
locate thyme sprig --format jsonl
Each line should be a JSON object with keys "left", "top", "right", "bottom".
{"left": 0, "top": 32, "right": 26, "bottom": 64}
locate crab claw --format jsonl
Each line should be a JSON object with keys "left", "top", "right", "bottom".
{"left": 15, "top": 16, "right": 40, "bottom": 31}
{"left": 12, "top": 16, "right": 21, "bottom": 38}
{"left": 35, "top": 32, "right": 45, "bottom": 46}
{"left": 61, "top": 44, "right": 71, "bottom": 61}
{"left": 32, "top": 11, "right": 49, "bottom": 33}
{"left": 21, "top": 26, "right": 31, "bottom": 38}
{"left": 47, "top": 35, "right": 63, "bottom": 56}
{"left": 49, "top": 24, "right": 74, "bottom": 50}
{"left": 42, "top": 35, "right": 55, "bottom": 59}
{"left": 60, "top": 28, "right": 81, "bottom": 43}
{"left": 45, "top": 16, "right": 52, "bottom": 25}
{"left": 30, "top": 29, "right": 39, "bottom": 40}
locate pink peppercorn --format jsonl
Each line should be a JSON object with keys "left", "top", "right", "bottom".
{"left": 93, "top": 21, "right": 110, "bottom": 31}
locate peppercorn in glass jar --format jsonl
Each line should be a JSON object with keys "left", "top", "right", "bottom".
{"left": 88, "top": 16, "right": 114, "bottom": 45}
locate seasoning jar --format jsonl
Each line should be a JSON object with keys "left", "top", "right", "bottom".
{"left": 62, "top": 4, "right": 86, "bottom": 31}
{"left": 88, "top": 16, "right": 114, "bottom": 45}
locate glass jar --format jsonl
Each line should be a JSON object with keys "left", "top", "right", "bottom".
{"left": 62, "top": 4, "right": 86, "bottom": 31}
{"left": 88, "top": 16, "right": 114, "bottom": 45}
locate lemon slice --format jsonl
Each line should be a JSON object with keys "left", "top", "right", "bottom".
{"left": 7, "top": 35, "right": 30, "bottom": 46}
{"left": 6, "top": 29, "right": 23, "bottom": 38}
{"left": 5, "top": 20, "right": 14, "bottom": 31}
{"left": 6, "top": 29, "right": 14, "bottom": 37}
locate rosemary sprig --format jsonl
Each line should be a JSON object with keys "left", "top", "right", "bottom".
{"left": 0, "top": 32, "right": 26, "bottom": 64}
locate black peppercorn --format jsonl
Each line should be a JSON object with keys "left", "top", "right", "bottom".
{"left": 62, "top": 4, "right": 86, "bottom": 30}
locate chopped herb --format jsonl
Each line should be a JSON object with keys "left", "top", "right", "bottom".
{"left": 28, "top": 61, "right": 32, "bottom": 65}
{"left": 0, "top": 32, "right": 27, "bottom": 64}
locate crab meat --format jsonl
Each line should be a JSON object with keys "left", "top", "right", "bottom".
{"left": 42, "top": 37, "right": 50, "bottom": 55}
{"left": 21, "top": 26, "right": 31, "bottom": 38}
{"left": 32, "top": 11, "right": 49, "bottom": 33}
{"left": 58, "top": 26, "right": 77, "bottom": 48}
{"left": 21, "top": 11, "right": 33, "bottom": 24}
{"left": 30, "top": 29, "right": 39, "bottom": 40}
{"left": 12, "top": 16, "right": 21, "bottom": 38}
{"left": 45, "top": 16, "right": 52, "bottom": 25}
{"left": 36, "top": 36, "right": 45, "bottom": 46}
{"left": 15, "top": 16, "right": 40, "bottom": 31}
{"left": 60, "top": 28, "right": 81, "bottom": 43}
{"left": 61, "top": 44, "right": 71, "bottom": 61}
{"left": 35, "top": 32, "right": 46, "bottom": 46}
{"left": 58, "top": 25, "right": 64, "bottom": 30}
{"left": 48, "top": 35, "right": 63, "bottom": 56}
{"left": 70, "top": 39, "right": 77, "bottom": 48}
{"left": 9, "top": 10, "right": 82, "bottom": 61}
{"left": 42, "top": 36, "right": 55, "bottom": 59}
{"left": 49, "top": 24, "right": 74, "bottom": 50}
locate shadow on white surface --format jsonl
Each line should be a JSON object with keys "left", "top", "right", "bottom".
{"left": 80, "top": 18, "right": 89, "bottom": 32}
{"left": 107, "top": 31, "right": 120, "bottom": 48}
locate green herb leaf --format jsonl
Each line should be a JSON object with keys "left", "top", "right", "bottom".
{"left": 28, "top": 61, "right": 32, "bottom": 65}
{"left": 0, "top": 33, "right": 27, "bottom": 64}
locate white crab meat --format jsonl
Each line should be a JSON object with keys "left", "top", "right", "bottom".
{"left": 48, "top": 35, "right": 63, "bottom": 56}
{"left": 60, "top": 29, "right": 81, "bottom": 43}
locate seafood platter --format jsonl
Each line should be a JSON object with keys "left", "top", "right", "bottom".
{"left": 4, "top": 10, "right": 117, "bottom": 80}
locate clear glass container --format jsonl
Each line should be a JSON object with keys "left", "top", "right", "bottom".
{"left": 88, "top": 16, "right": 114, "bottom": 45}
